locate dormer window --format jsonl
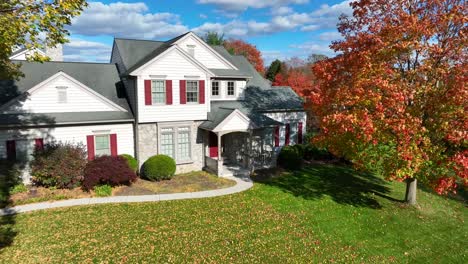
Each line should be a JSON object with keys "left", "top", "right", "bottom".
{"left": 56, "top": 86, "right": 68, "bottom": 103}
{"left": 187, "top": 45, "right": 195, "bottom": 57}
{"left": 227, "top": 81, "right": 235, "bottom": 96}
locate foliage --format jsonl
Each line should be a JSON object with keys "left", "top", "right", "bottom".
{"left": 303, "top": 144, "right": 334, "bottom": 161}
{"left": 82, "top": 156, "right": 137, "bottom": 191}
{"left": 203, "top": 31, "right": 224, "bottom": 45}
{"left": 142, "top": 155, "right": 176, "bottom": 181}
{"left": 265, "top": 59, "right": 282, "bottom": 82}
{"left": 1, "top": 164, "right": 466, "bottom": 263}
{"left": 307, "top": 54, "right": 328, "bottom": 64}
{"left": 94, "top": 185, "right": 112, "bottom": 197}
{"left": 10, "top": 184, "right": 27, "bottom": 195}
{"left": 0, "top": 0, "right": 87, "bottom": 79}
{"left": 120, "top": 154, "right": 138, "bottom": 173}
{"left": 31, "top": 142, "right": 87, "bottom": 189}
{"left": 310, "top": 0, "right": 467, "bottom": 195}
{"left": 277, "top": 145, "right": 303, "bottom": 170}
{"left": 223, "top": 39, "right": 265, "bottom": 74}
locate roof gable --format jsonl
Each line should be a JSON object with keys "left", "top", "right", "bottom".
{"left": 213, "top": 109, "right": 257, "bottom": 132}
{"left": 113, "top": 38, "right": 165, "bottom": 71}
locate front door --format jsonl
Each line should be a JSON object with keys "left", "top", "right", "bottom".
{"left": 209, "top": 132, "right": 218, "bottom": 158}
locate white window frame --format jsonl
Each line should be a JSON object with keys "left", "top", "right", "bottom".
{"left": 94, "top": 134, "right": 111, "bottom": 157}
{"left": 151, "top": 80, "right": 166, "bottom": 105}
{"left": 158, "top": 122, "right": 194, "bottom": 164}
{"left": 211, "top": 81, "right": 220, "bottom": 98}
{"left": 226, "top": 81, "right": 236, "bottom": 97}
{"left": 56, "top": 86, "right": 68, "bottom": 103}
{"left": 186, "top": 80, "right": 199, "bottom": 104}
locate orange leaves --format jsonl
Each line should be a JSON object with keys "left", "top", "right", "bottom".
{"left": 223, "top": 39, "right": 265, "bottom": 74}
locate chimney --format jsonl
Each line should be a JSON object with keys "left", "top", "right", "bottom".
{"left": 45, "top": 44, "right": 63, "bottom": 61}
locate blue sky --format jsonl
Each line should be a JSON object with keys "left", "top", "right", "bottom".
{"left": 64, "top": 0, "right": 352, "bottom": 64}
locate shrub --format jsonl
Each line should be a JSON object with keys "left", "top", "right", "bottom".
{"left": 31, "top": 142, "right": 87, "bottom": 189}
{"left": 83, "top": 156, "right": 137, "bottom": 191}
{"left": 277, "top": 146, "right": 302, "bottom": 170}
{"left": 303, "top": 144, "right": 334, "bottom": 161}
{"left": 10, "top": 184, "right": 27, "bottom": 195}
{"left": 94, "top": 184, "right": 112, "bottom": 197}
{"left": 120, "top": 154, "right": 138, "bottom": 173}
{"left": 142, "top": 155, "right": 176, "bottom": 181}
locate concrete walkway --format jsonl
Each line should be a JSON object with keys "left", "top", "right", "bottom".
{"left": 0, "top": 176, "right": 253, "bottom": 216}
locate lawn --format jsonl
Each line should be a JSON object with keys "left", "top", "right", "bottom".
{"left": 0, "top": 164, "right": 466, "bottom": 263}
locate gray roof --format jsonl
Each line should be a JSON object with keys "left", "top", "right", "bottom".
{"left": 0, "top": 61, "right": 134, "bottom": 126}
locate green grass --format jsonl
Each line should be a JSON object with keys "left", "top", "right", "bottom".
{"left": 0, "top": 164, "right": 466, "bottom": 263}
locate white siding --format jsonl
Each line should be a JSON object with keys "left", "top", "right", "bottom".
{"left": 177, "top": 36, "right": 231, "bottom": 69}
{"left": 0, "top": 123, "right": 135, "bottom": 159}
{"left": 137, "top": 49, "right": 210, "bottom": 123}
{"left": 218, "top": 114, "right": 250, "bottom": 132}
{"left": 9, "top": 49, "right": 46, "bottom": 60}
{"left": 265, "top": 111, "right": 307, "bottom": 146}
{"left": 3, "top": 75, "right": 118, "bottom": 114}
{"left": 210, "top": 80, "right": 246, "bottom": 101}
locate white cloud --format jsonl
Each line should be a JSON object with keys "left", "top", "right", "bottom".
{"left": 300, "top": 25, "right": 319, "bottom": 31}
{"left": 69, "top": 2, "right": 189, "bottom": 39}
{"left": 199, "top": 13, "right": 208, "bottom": 19}
{"left": 63, "top": 39, "right": 112, "bottom": 62}
{"left": 197, "top": 0, "right": 309, "bottom": 11}
{"left": 290, "top": 41, "right": 334, "bottom": 56}
{"left": 271, "top": 6, "right": 294, "bottom": 15}
{"left": 319, "top": 31, "right": 342, "bottom": 41}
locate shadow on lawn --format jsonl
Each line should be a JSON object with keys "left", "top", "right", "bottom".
{"left": 0, "top": 160, "right": 19, "bottom": 250}
{"left": 254, "top": 164, "right": 401, "bottom": 209}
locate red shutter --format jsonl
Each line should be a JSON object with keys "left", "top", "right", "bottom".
{"left": 86, "top": 135, "right": 95, "bottom": 161}
{"left": 144, "top": 80, "right": 152, "bottom": 105}
{"left": 285, "top": 124, "right": 291, "bottom": 146}
{"left": 35, "top": 138, "right": 44, "bottom": 151}
{"left": 166, "top": 80, "right": 173, "bottom": 105}
{"left": 209, "top": 132, "right": 218, "bottom": 158}
{"left": 199, "top": 80, "right": 205, "bottom": 104}
{"left": 110, "top": 134, "right": 118, "bottom": 156}
{"left": 274, "top": 126, "right": 280, "bottom": 147}
{"left": 180, "top": 80, "right": 186, "bottom": 104}
{"left": 298, "top": 122, "right": 303, "bottom": 144}
{"left": 6, "top": 140, "right": 16, "bottom": 161}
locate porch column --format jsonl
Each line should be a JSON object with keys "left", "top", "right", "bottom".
{"left": 248, "top": 130, "right": 254, "bottom": 174}
{"left": 217, "top": 132, "right": 222, "bottom": 176}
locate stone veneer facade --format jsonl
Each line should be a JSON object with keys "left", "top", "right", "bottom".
{"left": 137, "top": 121, "right": 206, "bottom": 174}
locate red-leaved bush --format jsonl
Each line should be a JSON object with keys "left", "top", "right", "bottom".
{"left": 83, "top": 155, "right": 137, "bottom": 191}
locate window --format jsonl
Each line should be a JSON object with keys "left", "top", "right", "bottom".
{"left": 151, "top": 80, "right": 166, "bottom": 104}
{"left": 177, "top": 127, "right": 191, "bottom": 161}
{"left": 56, "top": 86, "right": 68, "bottom": 103}
{"left": 95, "top": 135, "right": 110, "bottom": 156}
{"left": 186, "top": 81, "right": 199, "bottom": 103}
{"left": 160, "top": 128, "right": 175, "bottom": 158}
{"left": 187, "top": 45, "right": 195, "bottom": 57}
{"left": 211, "top": 81, "right": 220, "bottom": 97}
{"left": 227, "top": 81, "right": 235, "bottom": 96}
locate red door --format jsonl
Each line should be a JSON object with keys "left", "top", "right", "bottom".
{"left": 209, "top": 132, "right": 218, "bottom": 158}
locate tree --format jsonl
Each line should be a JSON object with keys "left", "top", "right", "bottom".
{"left": 0, "top": 0, "right": 87, "bottom": 79}
{"left": 265, "top": 59, "right": 282, "bottom": 82}
{"left": 224, "top": 39, "right": 265, "bottom": 75}
{"left": 311, "top": 0, "right": 467, "bottom": 204}
{"left": 307, "top": 54, "right": 328, "bottom": 65}
{"left": 203, "top": 31, "right": 224, "bottom": 46}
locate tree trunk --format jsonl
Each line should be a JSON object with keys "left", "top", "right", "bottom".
{"left": 405, "top": 178, "right": 417, "bottom": 205}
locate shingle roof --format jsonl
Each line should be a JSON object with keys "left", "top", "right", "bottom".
{"left": 0, "top": 61, "right": 134, "bottom": 126}
{"left": 113, "top": 38, "right": 165, "bottom": 72}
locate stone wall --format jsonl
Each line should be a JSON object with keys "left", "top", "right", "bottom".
{"left": 137, "top": 121, "right": 205, "bottom": 174}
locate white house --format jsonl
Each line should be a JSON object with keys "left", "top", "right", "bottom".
{"left": 1, "top": 32, "right": 306, "bottom": 181}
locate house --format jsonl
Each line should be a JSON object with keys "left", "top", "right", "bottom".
{"left": 0, "top": 32, "right": 306, "bottom": 182}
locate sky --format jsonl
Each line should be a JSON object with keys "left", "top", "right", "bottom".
{"left": 64, "top": 0, "right": 352, "bottom": 65}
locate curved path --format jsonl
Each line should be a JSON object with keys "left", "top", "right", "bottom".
{"left": 0, "top": 176, "right": 253, "bottom": 216}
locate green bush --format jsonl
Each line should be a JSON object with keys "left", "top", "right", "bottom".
{"left": 142, "top": 155, "right": 176, "bottom": 181}
{"left": 31, "top": 142, "right": 87, "bottom": 189}
{"left": 10, "top": 184, "right": 28, "bottom": 195}
{"left": 120, "top": 154, "right": 138, "bottom": 172}
{"left": 277, "top": 146, "right": 302, "bottom": 170}
{"left": 94, "top": 184, "right": 112, "bottom": 197}
{"left": 303, "top": 144, "right": 334, "bottom": 161}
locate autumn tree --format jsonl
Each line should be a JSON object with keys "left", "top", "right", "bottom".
{"left": 224, "top": 39, "right": 265, "bottom": 74}
{"left": 204, "top": 31, "right": 224, "bottom": 46}
{"left": 265, "top": 59, "right": 282, "bottom": 82}
{"left": 311, "top": 0, "right": 467, "bottom": 204}
{"left": 0, "top": 0, "right": 87, "bottom": 79}
{"left": 307, "top": 54, "right": 328, "bottom": 65}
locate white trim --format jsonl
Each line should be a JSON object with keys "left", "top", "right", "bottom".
{"left": 0, "top": 71, "right": 128, "bottom": 112}
{"left": 149, "top": 75, "right": 167, "bottom": 79}
{"left": 129, "top": 46, "right": 215, "bottom": 77}
{"left": 158, "top": 121, "right": 194, "bottom": 164}
{"left": 226, "top": 81, "right": 236, "bottom": 97}
{"left": 213, "top": 109, "right": 257, "bottom": 132}
{"left": 173, "top": 32, "right": 238, "bottom": 70}
{"left": 9, "top": 48, "right": 46, "bottom": 60}
{"left": 211, "top": 80, "right": 221, "bottom": 98}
